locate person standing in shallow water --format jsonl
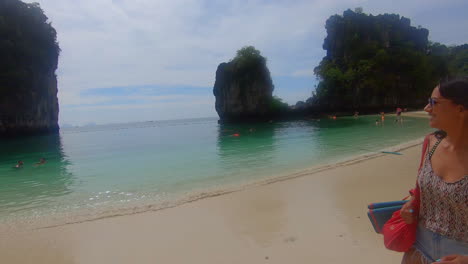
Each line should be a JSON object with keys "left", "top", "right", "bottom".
{"left": 400, "top": 78, "right": 468, "bottom": 264}
{"left": 396, "top": 107, "right": 403, "bottom": 123}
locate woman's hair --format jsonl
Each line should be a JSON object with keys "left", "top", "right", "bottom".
{"left": 434, "top": 130, "right": 447, "bottom": 139}
{"left": 439, "top": 77, "right": 468, "bottom": 108}
{"left": 434, "top": 77, "right": 468, "bottom": 139}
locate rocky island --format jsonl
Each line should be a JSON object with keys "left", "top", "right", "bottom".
{"left": 213, "top": 9, "right": 467, "bottom": 122}
{"left": 213, "top": 46, "right": 288, "bottom": 123}
{"left": 0, "top": 0, "right": 60, "bottom": 136}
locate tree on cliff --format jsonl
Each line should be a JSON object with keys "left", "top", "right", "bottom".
{"left": 0, "top": 0, "right": 60, "bottom": 135}
{"left": 232, "top": 46, "right": 264, "bottom": 66}
{"left": 213, "top": 46, "right": 285, "bottom": 122}
{"left": 428, "top": 43, "right": 468, "bottom": 79}
{"left": 312, "top": 9, "right": 446, "bottom": 111}
{"left": 229, "top": 46, "right": 273, "bottom": 97}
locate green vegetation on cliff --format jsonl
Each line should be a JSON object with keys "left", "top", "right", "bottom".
{"left": 229, "top": 46, "right": 274, "bottom": 98}
{"left": 312, "top": 9, "right": 467, "bottom": 112}
{"left": 0, "top": 0, "right": 60, "bottom": 96}
{"left": 230, "top": 47, "right": 290, "bottom": 114}
{"left": 429, "top": 43, "right": 468, "bottom": 78}
{"left": 0, "top": 0, "right": 60, "bottom": 135}
{"left": 214, "top": 46, "right": 288, "bottom": 122}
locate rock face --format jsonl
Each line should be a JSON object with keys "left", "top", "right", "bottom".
{"left": 0, "top": 72, "right": 59, "bottom": 136}
{"left": 0, "top": 0, "right": 60, "bottom": 136}
{"left": 213, "top": 47, "right": 274, "bottom": 122}
{"left": 312, "top": 9, "right": 434, "bottom": 111}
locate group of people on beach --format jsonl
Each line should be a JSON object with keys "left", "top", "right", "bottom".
{"left": 347, "top": 108, "right": 407, "bottom": 125}
{"left": 396, "top": 77, "right": 468, "bottom": 264}
{"left": 373, "top": 108, "right": 405, "bottom": 125}
{"left": 13, "top": 158, "right": 46, "bottom": 168}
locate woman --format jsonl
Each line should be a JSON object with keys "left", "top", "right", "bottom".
{"left": 401, "top": 77, "right": 468, "bottom": 264}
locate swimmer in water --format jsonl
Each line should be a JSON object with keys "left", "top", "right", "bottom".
{"left": 34, "top": 158, "right": 46, "bottom": 166}
{"left": 14, "top": 160, "right": 24, "bottom": 168}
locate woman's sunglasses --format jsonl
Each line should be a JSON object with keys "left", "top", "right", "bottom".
{"left": 428, "top": 98, "right": 450, "bottom": 107}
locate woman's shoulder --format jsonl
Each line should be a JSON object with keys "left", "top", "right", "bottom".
{"left": 422, "top": 131, "right": 446, "bottom": 153}
{"left": 423, "top": 133, "right": 437, "bottom": 151}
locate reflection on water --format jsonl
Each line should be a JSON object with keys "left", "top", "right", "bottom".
{"left": 0, "top": 134, "right": 74, "bottom": 215}
{"left": 217, "top": 123, "right": 276, "bottom": 172}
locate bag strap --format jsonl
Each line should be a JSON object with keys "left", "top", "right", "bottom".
{"left": 428, "top": 138, "right": 442, "bottom": 160}
{"left": 402, "top": 194, "right": 411, "bottom": 200}
{"left": 409, "top": 135, "right": 431, "bottom": 199}
{"left": 418, "top": 135, "right": 431, "bottom": 172}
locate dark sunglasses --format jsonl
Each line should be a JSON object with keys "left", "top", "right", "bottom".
{"left": 428, "top": 98, "right": 450, "bottom": 107}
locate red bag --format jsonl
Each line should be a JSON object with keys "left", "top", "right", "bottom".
{"left": 382, "top": 210, "right": 418, "bottom": 252}
{"left": 382, "top": 135, "right": 430, "bottom": 252}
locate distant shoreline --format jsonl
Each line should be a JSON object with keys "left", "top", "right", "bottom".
{"left": 216, "top": 108, "right": 427, "bottom": 124}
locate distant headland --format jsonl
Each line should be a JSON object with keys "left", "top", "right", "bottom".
{"left": 213, "top": 8, "right": 467, "bottom": 123}
{"left": 1, "top": 2, "right": 467, "bottom": 134}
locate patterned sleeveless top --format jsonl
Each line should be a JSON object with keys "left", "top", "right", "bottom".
{"left": 417, "top": 138, "right": 468, "bottom": 243}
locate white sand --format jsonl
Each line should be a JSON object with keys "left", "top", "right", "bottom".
{"left": 0, "top": 141, "right": 426, "bottom": 264}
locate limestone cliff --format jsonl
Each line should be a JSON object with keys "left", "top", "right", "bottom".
{"left": 213, "top": 46, "right": 274, "bottom": 122}
{"left": 0, "top": 0, "right": 60, "bottom": 136}
{"left": 312, "top": 9, "right": 434, "bottom": 111}
{"left": 0, "top": 71, "right": 59, "bottom": 135}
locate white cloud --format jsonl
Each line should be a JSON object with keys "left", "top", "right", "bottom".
{"left": 23, "top": 0, "right": 467, "bottom": 124}
{"left": 32, "top": 0, "right": 355, "bottom": 92}
{"left": 292, "top": 69, "right": 315, "bottom": 77}
{"left": 60, "top": 95, "right": 216, "bottom": 125}
{"left": 59, "top": 90, "right": 110, "bottom": 106}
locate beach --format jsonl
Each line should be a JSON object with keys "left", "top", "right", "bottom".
{"left": 0, "top": 141, "right": 424, "bottom": 264}
{"left": 2, "top": 0, "right": 462, "bottom": 262}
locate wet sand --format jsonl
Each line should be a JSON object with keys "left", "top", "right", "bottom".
{"left": 399, "top": 111, "right": 428, "bottom": 118}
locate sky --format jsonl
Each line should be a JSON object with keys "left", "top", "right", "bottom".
{"left": 25, "top": 0, "right": 468, "bottom": 126}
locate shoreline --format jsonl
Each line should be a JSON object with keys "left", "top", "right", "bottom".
{"left": 0, "top": 136, "right": 427, "bottom": 232}
{"left": 0, "top": 137, "right": 427, "bottom": 263}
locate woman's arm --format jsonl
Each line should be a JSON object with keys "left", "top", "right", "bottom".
{"left": 400, "top": 196, "right": 416, "bottom": 224}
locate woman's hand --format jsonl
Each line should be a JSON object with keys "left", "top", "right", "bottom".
{"left": 400, "top": 196, "right": 416, "bottom": 224}
{"left": 433, "top": 255, "right": 468, "bottom": 264}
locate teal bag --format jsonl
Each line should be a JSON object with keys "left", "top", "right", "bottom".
{"left": 367, "top": 200, "right": 408, "bottom": 233}
{"left": 367, "top": 135, "right": 430, "bottom": 234}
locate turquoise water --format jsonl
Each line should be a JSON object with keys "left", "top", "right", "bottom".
{"left": 0, "top": 115, "right": 432, "bottom": 224}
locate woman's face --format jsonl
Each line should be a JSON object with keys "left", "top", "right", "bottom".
{"left": 424, "top": 86, "right": 460, "bottom": 129}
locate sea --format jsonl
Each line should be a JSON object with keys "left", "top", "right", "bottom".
{"left": 0, "top": 114, "right": 433, "bottom": 227}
